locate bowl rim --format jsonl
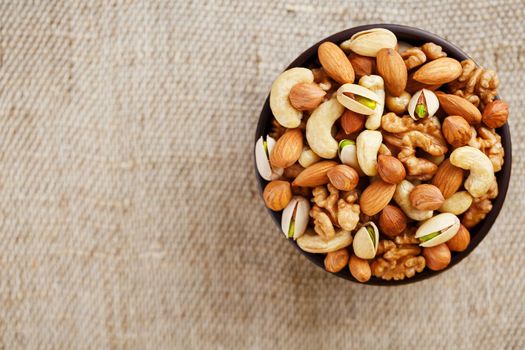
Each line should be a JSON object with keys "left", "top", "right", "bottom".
{"left": 254, "top": 23, "right": 512, "bottom": 286}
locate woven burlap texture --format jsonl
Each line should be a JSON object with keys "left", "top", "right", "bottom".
{"left": 0, "top": 0, "right": 523, "bottom": 349}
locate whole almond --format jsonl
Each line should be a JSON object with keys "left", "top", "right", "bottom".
{"left": 379, "top": 205, "right": 407, "bottom": 238}
{"left": 359, "top": 179, "right": 396, "bottom": 216}
{"left": 349, "top": 255, "right": 371, "bottom": 283}
{"left": 349, "top": 53, "right": 375, "bottom": 78}
{"left": 446, "top": 224, "right": 470, "bottom": 252}
{"left": 318, "top": 42, "right": 355, "bottom": 84}
{"left": 482, "top": 99, "right": 509, "bottom": 128}
{"left": 263, "top": 180, "right": 292, "bottom": 211}
{"left": 327, "top": 164, "right": 359, "bottom": 191}
{"left": 340, "top": 110, "right": 365, "bottom": 134}
{"left": 270, "top": 129, "right": 303, "bottom": 168}
{"left": 413, "top": 57, "right": 462, "bottom": 85}
{"left": 289, "top": 82, "right": 326, "bottom": 111}
{"left": 442, "top": 116, "right": 472, "bottom": 147}
{"left": 377, "top": 155, "right": 406, "bottom": 184}
{"left": 432, "top": 159, "right": 464, "bottom": 199}
{"left": 409, "top": 184, "right": 445, "bottom": 211}
{"left": 406, "top": 72, "right": 441, "bottom": 94}
{"left": 376, "top": 48, "right": 407, "bottom": 97}
{"left": 436, "top": 92, "right": 482, "bottom": 124}
{"left": 292, "top": 161, "right": 338, "bottom": 187}
{"left": 324, "top": 249, "right": 350, "bottom": 273}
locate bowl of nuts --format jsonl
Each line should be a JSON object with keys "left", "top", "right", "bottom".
{"left": 254, "top": 24, "right": 511, "bottom": 285}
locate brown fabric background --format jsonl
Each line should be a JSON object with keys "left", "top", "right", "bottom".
{"left": 0, "top": 0, "right": 523, "bottom": 349}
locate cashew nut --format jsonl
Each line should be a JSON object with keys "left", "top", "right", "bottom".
{"left": 270, "top": 68, "right": 314, "bottom": 128}
{"left": 306, "top": 98, "right": 345, "bottom": 159}
{"left": 439, "top": 191, "right": 473, "bottom": 215}
{"left": 393, "top": 180, "right": 433, "bottom": 221}
{"left": 359, "top": 75, "right": 385, "bottom": 130}
{"left": 296, "top": 228, "right": 352, "bottom": 253}
{"left": 450, "top": 146, "right": 495, "bottom": 198}
{"left": 356, "top": 130, "right": 382, "bottom": 176}
{"left": 298, "top": 146, "right": 321, "bottom": 168}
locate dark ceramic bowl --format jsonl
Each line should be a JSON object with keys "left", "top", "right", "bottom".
{"left": 254, "top": 24, "right": 512, "bottom": 285}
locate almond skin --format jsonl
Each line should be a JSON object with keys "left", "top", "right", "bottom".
{"left": 432, "top": 159, "right": 465, "bottom": 199}
{"left": 348, "top": 53, "right": 375, "bottom": 78}
{"left": 376, "top": 48, "right": 407, "bottom": 97}
{"left": 318, "top": 42, "right": 355, "bottom": 84}
{"left": 263, "top": 180, "right": 292, "bottom": 211}
{"left": 413, "top": 57, "right": 462, "bottom": 85}
{"left": 289, "top": 82, "right": 326, "bottom": 111}
{"left": 292, "top": 161, "right": 338, "bottom": 187}
{"left": 379, "top": 205, "right": 407, "bottom": 238}
{"left": 327, "top": 164, "right": 359, "bottom": 191}
{"left": 340, "top": 110, "right": 365, "bottom": 134}
{"left": 269, "top": 129, "right": 303, "bottom": 168}
{"left": 349, "top": 255, "right": 371, "bottom": 282}
{"left": 409, "top": 184, "right": 445, "bottom": 211}
{"left": 406, "top": 71, "right": 441, "bottom": 94}
{"left": 359, "top": 179, "right": 396, "bottom": 216}
{"left": 377, "top": 155, "right": 406, "bottom": 184}
{"left": 423, "top": 244, "right": 451, "bottom": 271}
{"left": 482, "top": 100, "right": 509, "bottom": 128}
{"left": 324, "top": 249, "right": 350, "bottom": 273}
{"left": 442, "top": 116, "right": 472, "bottom": 147}
{"left": 436, "top": 92, "right": 482, "bottom": 124}
{"left": 446, "top": 224, "right": 470, "bottom": 252}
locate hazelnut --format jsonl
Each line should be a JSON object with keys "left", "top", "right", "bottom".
{"left": 327, "top": 164, "right": 359, "bottom": 191}
{"left": 482, "top": 100, "right": 509, "bottom": 129}
{"left": 446, "top": 224, "right": 470, "bottom": 252}
{"left": 423, "top": 243, "right": 451, "bottom": 271}
{"left": 377, "top": 155, "right": 406, "bottom": 184}
{"left": 324, "top": 249, "right": 350, "bottom": 273}
{"left": 409, "top": 184, "right": 445, "bottom": 211}
{"left": 442, "top": 116, "right": 472, "bottom": 147}
{"left": 263, "top": 180, "right": 292, "bottom": 211}
{"left": 349, "top": 254, "right": 371, "bottom": 282}
{"left": 340, "top": 110, "right": 365, "bottom": 134}
{"left": 348, "top": 53, "right": 375, "bottom": 78}
{"left": 289, "top": 82, "right": 326, "bottom": 111}
{"left": 379, "top": 205, "right": 407, "bottom": 238}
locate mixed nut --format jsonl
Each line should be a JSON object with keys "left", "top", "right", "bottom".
{"left": 255, "top": 28, "right": 508, "bottom": 282}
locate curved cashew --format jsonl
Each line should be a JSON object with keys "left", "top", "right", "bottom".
{"left": 450, "top": 146, "right": 495, "bottom": 198}
{"left": 394, "top": 180, "right": 433, "bottom": 221}
{"left": 298, "top": 146, "right": 321, "bottom": 168}
{"left": 359, "top": 75, "right": 385, "bottom": 130}
{"left": 439, "top": 191, "right": 473, "bottom": 215}
{"left": 270, "top": 68, "right": 314, "bottom": 128}
{"left": 296, "top": 229, "right": 352, "bottom": 253}
{"left": 306, "top": 98, "right": 345, "bottom": 159}
{"left": 356, "top": 130, "right": 382, "bottom": 176}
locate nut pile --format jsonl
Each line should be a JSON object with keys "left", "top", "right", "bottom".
{"left": 255, "top": 28, "right": 508, "bottom": 282}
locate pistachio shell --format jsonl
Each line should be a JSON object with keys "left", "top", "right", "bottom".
{"left": 281, "top": 196, "right": 310, "bottom": 240}
{"left": 416, "top": 213, "right": 460, "bottom": 247}
{"left": 408, "top": 89, "right": 439, "bottom": 120}
{"left": 352, "top": 222, "right": 379, "bottom": 259}
{"left": 336, "top": 83, "right": 381, "bottom": 115}
{"left": 255, "top": 136, "right": 284, "bottom": 181}
{"left": 339, "top": 141, "right": 363, "bottom": 175}
{"left": 340, "top": 28, "right": 397, "bottom": 57}
{"left": 296, "top": 229, "right": 352, "bottom": 253}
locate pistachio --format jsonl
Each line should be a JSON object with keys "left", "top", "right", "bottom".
{"left": 336, "top": 83, "right": 381, "bottom": 115}
{"left": 352, "top": 222, "right": 379, "bottom": 259}
{"left": 340, "top": 28, "right": 397, "bottom": 57}
{"left": 408, "top": 89, "right": 439, "bottom": 120}
{"left": 338, "top": 139, "right": 363, "bottom": 175}
{"left": 281, "top": 196, "right": 310, "bottom": 240}
{"left": 255, "top": 135, "right": 284, "bottom": 181}
{"left": 415, "top": 213, "right": 460, "bottom": 247}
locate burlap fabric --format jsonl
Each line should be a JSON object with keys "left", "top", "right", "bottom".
{"left": 0, "top": 0, "right": 523, "bottom": 349}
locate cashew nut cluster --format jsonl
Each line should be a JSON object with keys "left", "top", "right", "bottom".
{"left": 257, "top": 27, "right": 508, "bottom": 283}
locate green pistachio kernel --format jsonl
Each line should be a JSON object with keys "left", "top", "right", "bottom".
{"left": 288, "top": 221, "right": 295, "bottom": 238}
{"left": 263, "top": 140, "right": 268, "bottom": 156}
{"left": 338, "top": 139, "right": 355, "bottom": 152}
{"left": 366, "top": 226, "right": 376, "bottom": 246}
{"left": 419, "top": 231, "right": 440, "bottom": 242}
{"left": 356, "top": 96, "right": 377, "bottom": 110}
{"left": 415, "top": 104, "right": 427, "bottom": 118}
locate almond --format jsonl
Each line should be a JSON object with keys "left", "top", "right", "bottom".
{"left": 379, "top": 205, "right": 407, "bottom": 238}
{"left": 405, "top": 71, "right": 441, "bottom": 94}
{"left": 348, "top": 53, "right": 375, "bottom": 78}
{"left": 413, "top": 57, "right": 462, "bottom": 85}
{"left": 436, "top": 92, "right": 482, "bottom": 124}
{"left": 289, "top": 82, "right": 326, "bottom": 111}
{"left": 432, "top": 159, "right": 465, "bottom": 199}
{"left": 349, "top": 255, "right": 371, "bottom": 283}
{"left": 359, "top": 179, "right": 396, "bottom": 216}
{"left": 409, "top": 184, "right": 445, "bottom": 211}
{"left": 324, "top": 249, "right": 350, "bottom": 273}
{"left": 442, "top": 116, "right": 472, "bottom": 147}
{"left": 377, "top": 155, "right": 406, "bottom": 184}
{"left": 269, "top": 129, "right": 303, "bottom": 168}
{"left": 327, "top": 164, "right": 359, "bottom": 191}
{"left": 376, "top": 48, "right": 407, "bottom": 97}
{"left": 340, "top": 110, "right": 365, "bottom": 134}
{"left": 263, "top": 180, "right": 292, "bottom": 211}
{"left": 318, "top": 42, "right": 355, "bottom": 84}
{"left": 292, "top": 161, "right": 338, "bottom": 187}
{"left": 482, "top": 99, "right": 509, "bottom": 128}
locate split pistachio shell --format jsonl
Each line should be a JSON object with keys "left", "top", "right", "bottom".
{"left": 338, "top": 140, "right": 363, "bottom": 175}
{"left": 336, "top": 83, "right": 381, "bottom": 115}
{"left": 408, "top": 89, "right": 439, "bottom": 120}
{"left": 281, "top": 196, "right": 310, "bottom": 240}
{"left": 296, "top": 228, "right": 352, "bottom": 253}
{"left": 340, "top": 28, "right": 397, "bottom": 57}
{"left": 416, "top": 213, "right": 460, "bottom": 247}
{"left": 353, "top": 222, "right": 379, "bottom": 259}
{"left": 255, "top": 135, "right": 284, "bottom": 181}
